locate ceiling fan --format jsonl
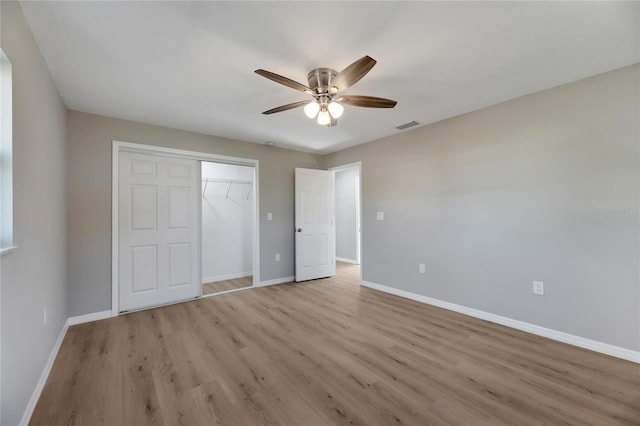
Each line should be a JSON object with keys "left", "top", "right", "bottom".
{"left": 255, "top": 55, "right": 397, "bottom": 127}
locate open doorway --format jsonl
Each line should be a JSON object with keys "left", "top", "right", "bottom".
{"left": 330, "top": 162, "right": 362, "bottom": 281}
{"left": 201, "top": 162, "right": 255, "bottom": 296}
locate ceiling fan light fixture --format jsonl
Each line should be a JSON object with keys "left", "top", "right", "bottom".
{"left": 328, "top": 101, "right": 344, "bottom": 119}
{"left": 317, "top": 107, "right": 331, "bottom": 125}
{"left": 304, "top": 101, "right": 320, "bottom": 118}
{"left": 256, "top": 55, "right": 397, "bottom": 127}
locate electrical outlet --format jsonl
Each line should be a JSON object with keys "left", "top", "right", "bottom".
{"left": 376, "top": 211, "right": 384, "bottom": 220}
{"left": 419, "top": 263, "right": 426, "bottom": 274}
{"left": 275, "top": 253, "right": 280, "bottom": 262}
{"left": 267, "top": 212, "right": 273, "bottom": 221}
{"left": 533, "top": 281, "right": 544, "bottom": 295}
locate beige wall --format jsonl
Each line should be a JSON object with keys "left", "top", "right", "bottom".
{"left": 325, "top": 64, "right": 640, "bottom": 351}
{"left": 66, "top": 110, "right": 322, "bottom": 316}
{"left": 1, "top": 2, "right": 68, "bottom": 425}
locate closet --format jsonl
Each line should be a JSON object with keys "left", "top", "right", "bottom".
{"left": 201, "top": 162, "right": 255, "bottom": 295}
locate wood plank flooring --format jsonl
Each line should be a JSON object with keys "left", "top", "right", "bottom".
{"left": 203, "top": 275, "right": 253, "bottom": 295}
{"left": 31, "top": 263, "right": 639, "bottom": 425}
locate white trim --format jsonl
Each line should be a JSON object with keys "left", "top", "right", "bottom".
{"left": 257, "top": 276, "right": 294, "bottom": 287}
{"left": 361, "top": 280, "right": 640, "bottom": 364}
{"left": 252, "top": 164, "right": 260, "bottom": 287}
{"left": 112, "top": 141, "right": 260, "bottom": 316}
{"left": 121, "top": 296, "right": 202, "bottom": 314}
{"left": 19, "top": 309, "right": 113, "bottom": 425}
{"left": 328, "top": 161, "right": 362, "bottom": 173}
{"left": 197, "top": 161, "right": 203, "bottom": 297}
{"left": 336, "top": 257, "right": 359, "bottom": 265}
{"left": 113, "top": 141, "right": 258, "bottom": 166}
{"left": 111, "top": 142, "right": 119, "bottom": 316}
{"left": 202, "top": 271, "right": 252, "bottom": 284}
{"left": 67, "top": 310, "right": 113, "bottom": 326}
{"left": 19, "top": 321, "right": 69, "bottom": 426}
{"left": 200, "top": 285, "right": 253, "bottom": 298}
{"left": 0, "top": 245, "right": 17, "bottom": 256}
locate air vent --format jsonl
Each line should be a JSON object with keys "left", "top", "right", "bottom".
{"left": 395, "top": 120, "right": 419, "bottom": 130}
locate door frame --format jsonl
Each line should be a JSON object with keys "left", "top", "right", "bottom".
{"left": 112, "top": 141, "right": 260, "bottom": 316}
{"left": 328, "top": 161, "right": 362, "bottom": 280}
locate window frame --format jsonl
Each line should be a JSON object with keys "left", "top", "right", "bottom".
{"left": 1, "top": 49, "right": 15, "bottom": 255}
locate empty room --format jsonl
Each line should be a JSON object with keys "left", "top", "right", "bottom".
{"left": 1, "top": 1, "right": 639, "bottom": 425}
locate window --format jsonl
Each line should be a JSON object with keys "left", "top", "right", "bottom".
{"left": 1, "top": 49, "right": 13, "bottom": 254}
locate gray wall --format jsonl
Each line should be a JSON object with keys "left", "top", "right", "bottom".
{"left": 1, "top": 2, "right": 68, "bottom": 425}
{"left": 67, "top": 110, "right": 322, "bottom": 317}
{"left": 335, "top": 168, "right": 359, "bottom": 262}
{"left": 324, "top": 65, "right": 640, "bottom": 352}
{"left": 2, "top": 6, "right": 636, "bottom": 423}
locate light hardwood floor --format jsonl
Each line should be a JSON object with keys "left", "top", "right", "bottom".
{"left": 31, "top": 263, "right": 639, "bottom": 425}
{"left": 203, "top": 275, "right": 253, "bottom": 295}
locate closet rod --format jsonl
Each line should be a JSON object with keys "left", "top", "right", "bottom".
{"left": 202, "top": 178, "right": 253, "bottom": 199}
{"left": 202, "top": 178, "right": 252, "bottom": 184}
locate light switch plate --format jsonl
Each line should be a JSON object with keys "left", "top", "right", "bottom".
{"left": 267, "top": 212, "right": 273, "bottom": 221}
{"left": 376, "top": 211, "right": 384, "bottom": 220}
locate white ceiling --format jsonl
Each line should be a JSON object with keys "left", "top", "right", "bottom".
{"left": 20, "top": 1, "right": 640, "bottom": 154}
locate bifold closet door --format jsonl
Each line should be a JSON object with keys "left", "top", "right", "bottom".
{"left": 118, "top": 151, "right": 199, "bottom": 312}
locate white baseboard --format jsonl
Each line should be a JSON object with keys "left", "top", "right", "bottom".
{"left": 361, "top": 280, "right": 640, "bottom": 364}
{"left": 202, "top": 271, "right": 252, "bottom": 284}
{"left": 20, "top": 309, "right": 113, "bottom": 425}
{"left": 19, "top": 320, "right": 69, "bottom": 426}
{"left": 67, "top": 310, "right": 112, "bottom": 326}
{"left": 336, "top": 257, "right": 359, "bottom": 265}
{"left": 257, "top": 276, "right": 294, "bottom": 287}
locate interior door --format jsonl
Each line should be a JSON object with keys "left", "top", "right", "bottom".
{"left": 118, "top": 151, "right": 200, "bottom": 312}
{"left": 295, "top": 168, "right": 335, "bottom": 281}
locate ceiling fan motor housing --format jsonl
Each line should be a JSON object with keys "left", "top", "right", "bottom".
{"left": 307, "top": 68, "right": 338, "bottom": 96}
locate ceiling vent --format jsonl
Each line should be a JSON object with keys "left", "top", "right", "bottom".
{"left": 395, "top": 120, "right": 419, "bottom": 130}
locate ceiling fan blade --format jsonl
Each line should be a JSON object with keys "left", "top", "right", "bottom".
{"left": 335, "top": 95, "right": 397, "bottom": 108}
{"left": 330, "top": 56, "right": 377, "bottom": 93}
{"left": 262, "top": 100, "right": 311, "bottom": 115}
{"left": 255, "top": 69, "right": 313, "bottom": 94}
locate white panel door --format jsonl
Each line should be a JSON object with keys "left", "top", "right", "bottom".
{"left": 119, "top": 151, "right": 199, "bottom": 312}
{"left": 295, "top": 168, "right": 335, "bottom": 281}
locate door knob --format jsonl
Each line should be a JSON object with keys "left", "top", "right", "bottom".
{"left": 296, "top": 228, "right": 302, "bottom": 232}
